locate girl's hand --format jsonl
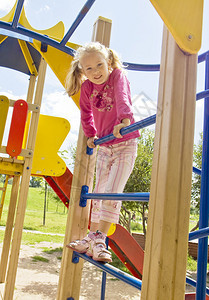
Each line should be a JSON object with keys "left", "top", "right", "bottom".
{"left": 87, "top": 136, "right": 96, "bottom": 148}
{"left": 113, "top": 118, "right": 131, "bottom": 138}
{"left": 113, "top": 123, "right": 126, "bottom": 138}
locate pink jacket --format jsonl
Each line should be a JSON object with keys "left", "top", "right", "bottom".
{"left": 79, "top": 68, "right": 140, "bottom": 146}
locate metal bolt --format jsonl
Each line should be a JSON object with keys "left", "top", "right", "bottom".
{"left": 187, "top": 34, "right": 193, "bottom": 41}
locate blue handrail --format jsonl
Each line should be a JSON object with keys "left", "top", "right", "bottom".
{"left": 12, "top": 0, "right": 25, "bottom": 29}
{"left": 72, "top": 252, "right": 142, "bottom": 290}
{"left": 0, "top": 20, "right": 76, "bottom": 57}
{"left": 60, "top": 0, "right": 96, "bottom": 46}
{"left": 196, "top": 53, "right": 209, "bottom": 300}
{"left": 189, "top": 227, "right": 209, "bottom": 241}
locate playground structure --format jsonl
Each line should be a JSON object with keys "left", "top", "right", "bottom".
{"left": 0, "top": 0, "right": 208, "bottom": 300}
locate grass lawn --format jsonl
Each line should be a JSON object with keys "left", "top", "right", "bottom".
{"left": 0, "top": 184, "right": 67, "bottom": 244}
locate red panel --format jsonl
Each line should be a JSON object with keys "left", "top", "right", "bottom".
{"left": 108, "top": 224, "right": 144, "bottom": 278}
{"left": 185, "top": 294, "right": 196, "bottom": 300}
{"left": 185, "top": 293, "right": 209, "bottom": 299}
{"left": 44, "top": 167, "right": 73, "bottom": 208}
{"left": 6, "top": 99, "right": 28, "bottom": 157}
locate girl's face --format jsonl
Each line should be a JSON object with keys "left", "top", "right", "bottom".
{"left": 80, "top": 52, "right": 110, "bottom": 85}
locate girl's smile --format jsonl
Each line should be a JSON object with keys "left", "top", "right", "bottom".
{"left": 80, "top": 52, "right": 110, "bottom": 85}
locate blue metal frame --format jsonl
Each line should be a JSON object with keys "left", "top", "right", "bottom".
{"left": 189, "top": 227, "right": 209, "bottom": 241}
{"left": 193, "top": 166, "right": 201, "bottom": 175}
{"left": 79, "top": 185, "right": 149, "bottom": 208}
{"left": 12, "top": 0, "right": 25, "bottom": 29}
{"left": 186, "top": 277, "right": 209, "bottom": 294}
{"left": 80, "top": 191, "right": 150, "bottom": 201}
{"left": 123, "top": 62, "right": 160, "bottom": 72}
{"left": 72, "top": 252, "right": 142, "bottom": 290}
{"left": 0, "top": 20, "right": 76, "bottom": 56}
{"left": 196, "top": 53, "right": 209, "bottom": 300}
{"left": 60, "top": 0, "right": 96, "bottom": 46}
{"left": 94, "top": 114, "right": 156, "bottom": 146}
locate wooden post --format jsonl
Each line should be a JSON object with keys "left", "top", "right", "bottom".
{"left": 26, "top": 74, "right": 36, "bottom": 104}
{"left": 3, "top": 58, "right": 47, "bottom": 300}
{"left": 141, "top": 26, "right": 197, "bottom": 300}
{"left": 0, "top": 175, "right": 20, "bottom": 283}
{"left": 0, "top": 75, "right": 36, "bottom": 284}
{"left": 0, "top": 175, "right": 9, "bottom": 220}
{"left": 56, "top": 16, "right": 112, "bottom": 300}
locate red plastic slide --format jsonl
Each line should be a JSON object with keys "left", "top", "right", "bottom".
{"left": 185, "top": 293, "right": 209, "bottom": 299}
{"left": 108, "top": 224, "right": 144, "bottom": 279}
{"left": 44, "top": 167, "right": 73, "bottom": 208}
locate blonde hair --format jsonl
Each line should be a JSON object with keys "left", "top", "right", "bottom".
{"left": 65, "top": 42, "right": 123, "bottom": 96}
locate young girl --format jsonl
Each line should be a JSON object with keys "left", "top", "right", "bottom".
{"left": 66, "top": 42, "right": 139, "bottom": 263}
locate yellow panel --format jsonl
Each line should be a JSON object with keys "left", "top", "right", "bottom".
{"left": 0, "top": 35, "right": 7, "bottom": 45}
{"left": 0, "top": 0, "right": 65, "bottom": 40}
{"left": 32, "top": 39, "right": 80, "bottom": 108}
{"left": 107, "top": 223, "right": 116, "bottom": 237}
{"left": 0, "top": 96, "right": 9, "bottom": 147}
{"left": 0, "top": 161, "right": 23, "bottom": 176}
{"left": 150, "top": 0, "right": 204, "bottom": 54}
{"left": 31, "top": 114, "right": 70, "bottom": 177}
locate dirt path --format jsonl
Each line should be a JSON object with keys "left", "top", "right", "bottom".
{"left": 0, "top": 242, "right": 142, "bottom": 299}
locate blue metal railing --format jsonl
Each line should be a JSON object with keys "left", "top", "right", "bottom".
{"left": 11, "top": 0, "right": 24, "bottom": 29}
{"left": 72, "top": 252, "right": 142, "bottom": 290}
{"left": 196, "top": 53, "right": 209, "bottom": 300}
{"left": 189, "top": 227, "right": 209, "bottom": 241}
{"left": 60, "top": 0, "right": 96, "bottom": 46}
{"left": 79, "top": 185, "right": 149, "bottom": 207}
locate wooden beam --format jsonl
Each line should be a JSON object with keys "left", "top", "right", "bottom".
{"left": 9, "top": 99, "right": 40, "bottom": 112}
{"left": 3, "top": 58, "right": 47, "bottom": 300}
{"left": 26, "top": 74, "right": 36, "bottom": 105}
{"left": 0, "top": 36, "right": 7, "bottom": 45}
{"left": 0, "top": 176, "right": 20, "bottom": 283}
{"left": 92, "top": 16, "right": 112, "bottom": 47}
{"left": 56, "top": 16, "right": 112, "bottom": 300}
{"left": 0, "top": 175, "right": 9, "bottom": 220}
{"left": 141, "top": 26, "right": 197, "bottom": 300}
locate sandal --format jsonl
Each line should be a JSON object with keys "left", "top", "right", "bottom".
{"left": 67, "top": 236, "right": 92, "bottom": 254}
{"left": 92, "top": 238, "right": 112, "bottom": 263}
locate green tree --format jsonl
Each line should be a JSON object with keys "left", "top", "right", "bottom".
{"left": 121, "top": 129, "right": 154, "bottom": 235}
{"left": 190, "top": 132, "right": 203, "bottom": 231}
{"left": 29, "top": 176, "right": 43, "bottom": 188}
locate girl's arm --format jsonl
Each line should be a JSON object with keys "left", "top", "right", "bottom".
{"left": 113, "top": 69, "right": 134, "bottom": 122}
{"left": 112, "top": 69, "right": 133, "bottom": 138}
{"left": 80, "top": 83, "right": 97, "bottom": 138}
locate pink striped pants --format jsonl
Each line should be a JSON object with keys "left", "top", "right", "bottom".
{"left": 91, "top": 139, "right": 137, "bottom": 224}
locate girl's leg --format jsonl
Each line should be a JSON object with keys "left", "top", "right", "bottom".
{"left": 100, "top": 139, "right": 137, "bottom": 225}
{"left": 92, "top": 140, "right": 137, "bottom": 263}
{"left": 90, "top": 146, "right": 112, "bottom": 228}
{"left": 67, "top": 147, "right": 111, "bottom": 257}
{"left": 90, "top": 147, "right": 114, "bottom": 262}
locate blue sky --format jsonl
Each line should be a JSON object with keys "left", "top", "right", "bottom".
{"left": 0, "top": 0, "right": 208, "bottom": 154}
